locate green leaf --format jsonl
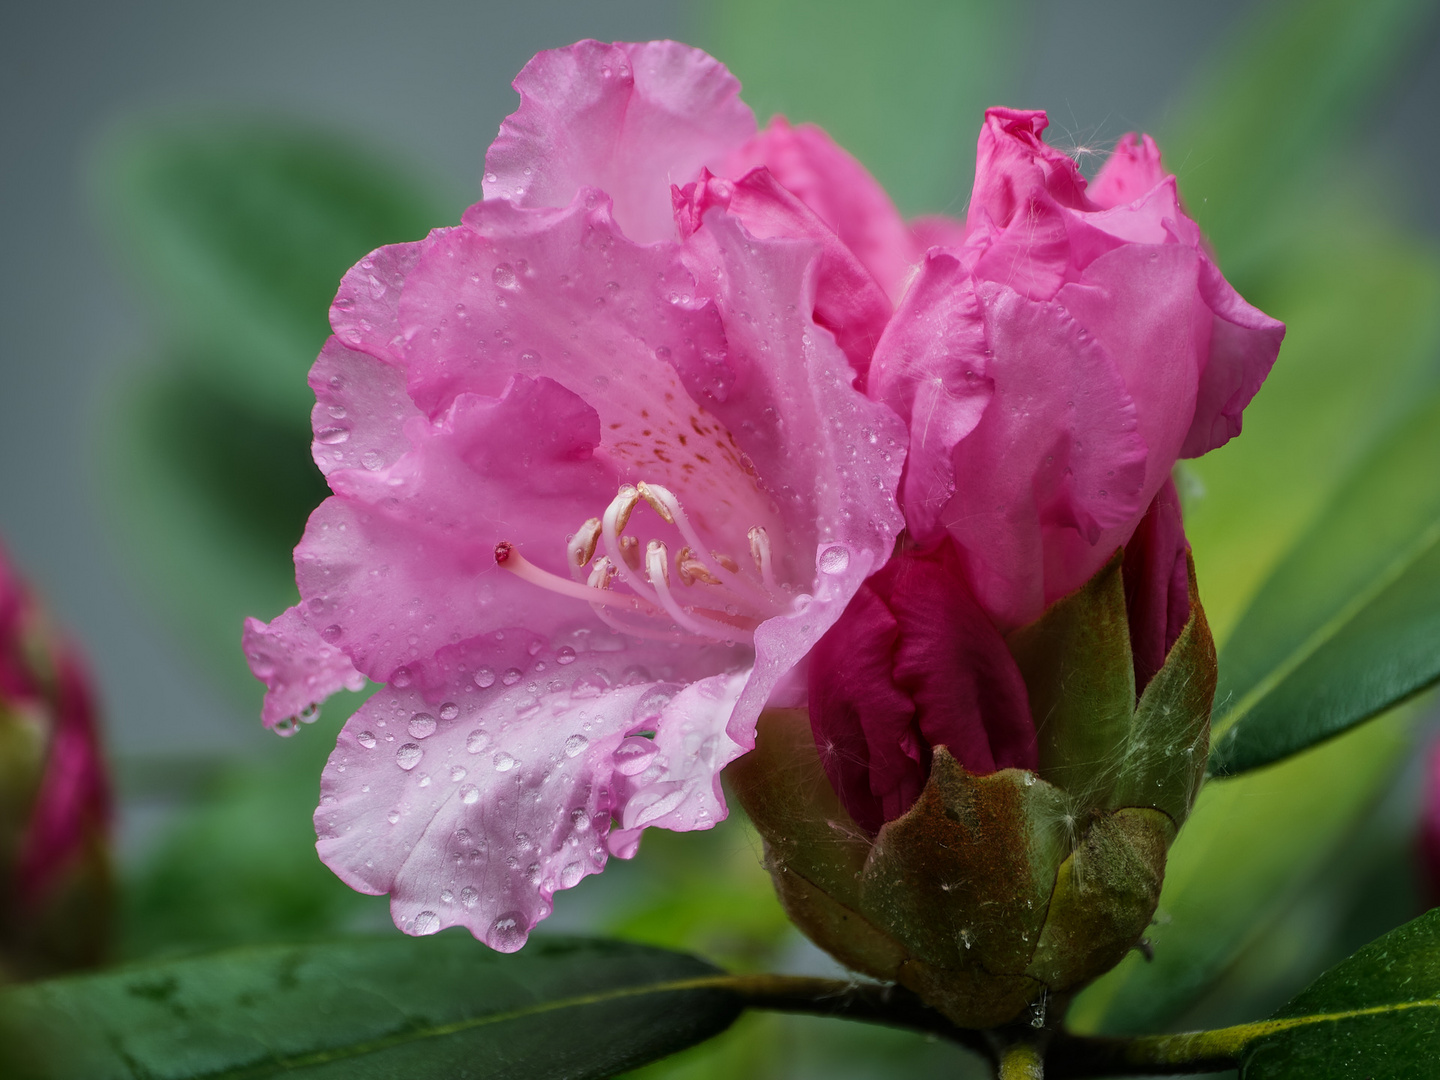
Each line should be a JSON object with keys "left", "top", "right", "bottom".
{"left": 1159, "top": 0, "right": 1437, "bottom": 266}
{"left": 0, "top": 936, "right": 741, "bottom": 1080}
{"left": 1068, "top": 704, "right": 1417, "bottom": 1036}
{"left": 1208, "top": 389, "right": 1440, "bottom": 776}
{"left": 1237, "top": 908, "right": 1440, "bottom": 1078}
{"left": 95, "top": 119, "right": 455, "bottom": 413}
{"left": 697, "top": 0, "right": 1025, "bottom": 214}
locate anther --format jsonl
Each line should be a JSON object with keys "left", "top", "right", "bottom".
{"left": 713, "top": 552, "right": 739, "bottom": 573}
{"left": 618, "top": 535, "right": 642, "bottom": 571}
{"left": 610, "top": 485, "right": 640, "bottom": 533}
{"left": 676, "top": 547, "right": 720, "bottom": 586}
{"left": 568, "top": 517, "right": 603, "bottom": 568}
{"left": 749, "top": 526, "right": 779, "bottom": 593}
{"left": 636, "top": 481, "right": 677, "bottom": 524}
{"left": 587, "top": 556, "right": 616, "bottom": 590}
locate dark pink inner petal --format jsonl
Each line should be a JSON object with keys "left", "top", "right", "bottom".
{"left": 1121, "top": 477, "right": 1191, "bottom": 696}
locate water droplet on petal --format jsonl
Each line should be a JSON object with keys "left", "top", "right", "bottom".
{"left": 493, "top": 751, "right": 518, "bottom": 772}
{"left": 413, "top": 911, "right": 441, "bottom": 936}
{"left": 613, "top": 736, "right": 658, "bottom": 776}
{"left": 360, "top": 450, "right": 384, "bottom": 470}
{"left": 357, "top": 731, "right": 377, "bottom": 749}
{"left": 450, "top": 765, "right": 467, "bottom": 782}
{"left": 392, "top": 667, "right": 414, "bottom": 689}
{"left": 298, "top": 703, "right": 320, "bottom": 724}
{"left": 474, "top": 667, "right": 496, "bottom": 689}
{"left": 555, "top": 646, "right": 577, "bottom": 665}
{"left": 466, "top": 730, "right": 490, "bottom": 754}
{"left": 564, "top": 734, "right": 589, "bottom": 758}
{"left": 409, "top": 713, "right": 437, "bottom": 739}
{"left": 387, "top": 810, "right": 400, "bottom": 824}
{"left": 439, "top": 702, "right": 459, "bottom": 721}
{"left": 488, "top": 911, "right": 527, "bottom": 952}
{"left": 817, "top": 545, "right": 850, "bottom": 575}
{"left": 501, "top": 668, "right": 522, "bottom": 686}
{"left": 321, "top": 624, "right": 343, "bottom": 643}
{"left": 493, "top": 264, "right": 519, "bottom": 290}
{"left": 274, "top": 718, "right": 298, "bottom": 738}
{"left": 560, "top": 862, "right": 585, "bottom": 888}
{"left": 460, "top": 784, "right": 480, "bottom": 804}
{"left": 460, "top": 886, "right": 478, "bottom": 908}
{"left": 316, "top": 426, "right": 350, "bottom": 445}
{"left": 396, "top": 743, "right": 423, "bottom": 770}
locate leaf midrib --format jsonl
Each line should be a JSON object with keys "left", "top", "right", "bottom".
{"left": 1210, "top": 517, "right": 1440, "bottom": 747}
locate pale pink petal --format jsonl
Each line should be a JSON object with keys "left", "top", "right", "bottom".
{"left": 1182, "top": 256, "right": 1286, "bottom": 457}
{"left": 484, "top": 40, "right": 755, "bottom": 244}
{"left": 242, "top": 607, "right": 366, "bottom": 729}
{"left": 722, "top": 117, "right": 919, "bottom": 302}
{"left": 329, "top": 241, "right": 424, "bottom": 365}
{"left": 867, "top": 251, "right": 993, "bottom": 541}
{"left": 1088, "top": 132, "right": 1165, "bottom": 210}
{"left": 316, "top": 635, "right": 747, "bottom": 949}
{"left": 308, "top": 338, "right": 419, "bottom": 477}
{"left": 939, "top": 283, "right": 1147, "bottom": 629}
{"left": 294, "top": 375, "right": 616, "bottom": 685}
{"left": 674, "top": 167, "right": 893, "bottom": 379}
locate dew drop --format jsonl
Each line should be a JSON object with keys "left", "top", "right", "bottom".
{"left": 387, "top": 810, "right": 401, "bottom": 824}
{"left": 488, "top": 911, "right": 527, "bottom": 952}
{"left": 450, "top": 765, "right": 467, "bottom": 782}
{"left": 466, "top": 730, "right": 491, "bottom": 754}
{"left": 357, "top": 730, "right": 377, "bottom": 749}
{"left": 460, "top": 784, "right": 480, "bottom": 805}
{"left": 555, "top": 645, "right": 577, "bottom": 665}
{"left": 570, "top": 807, "right": 591, "bottom": 830}
{"left": 474, "top": 667, "right": 497, "bottom": 689}
{"left": 274, "top": 718, "right": 298, "bottom": 738}
{"left": 559, "top": 862, "right": 585, "bottom": 888}
{"left": 361, "top": 450, "right": 384, "bottom": 470}
{"left": 460, "top": 886, "right": 479, "bottom": 908}
{"left": 613, "top": 736, "right": 658, "bottom": 776}
{"left": 492, "top": 264, "right": 519, "bottom": 290}
{"left": 501, "top": 668, "right": 523, "bottom": 686}
{"left": 396, "top": 743, "right": 423, "bottom": 770}
{"left": 391, "top": 667, "right": 414, "bottom": 689}
{"left": 321, "top": 624, "right": 343, "bottom": 643}
{"left": 298, "top": 703, "right": 320, "bottom": 724}
{"left": 493, "top": 751, "right": 518, "bottom": 772}
{"left": 413, "top": 911, "right": 441, "bottom": 936}
{"left": 316, "top": 426, "right": 350, "bottom": 445}
{"left": 408, "top": 713, "right": 438, "bottom": 739}
{"left": 439, "top": 702, "right": 459, "bottom": 721}
{"left": 564, "top": 734, "right": 589, "bottom": 758}
{"left": 817, "top": 545, "right": 850, "bottom": 575}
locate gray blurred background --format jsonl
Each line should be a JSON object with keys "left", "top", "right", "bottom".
{"left": 1, "top": 0, "right": 1437, "bottom": 775}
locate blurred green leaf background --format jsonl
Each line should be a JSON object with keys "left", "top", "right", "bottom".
{"left": 2, "top": 0, "right": 1439, "bottom": 1076}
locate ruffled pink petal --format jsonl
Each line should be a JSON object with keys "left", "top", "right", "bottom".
{"left": 329, "top": 241, "right": 424, "bottom": 366}
{"left": 809, "top": 539, "right": 1035, "bottom": 834}
{"left": 483, "top": 40, "right": 755, "bottom": 244}
{"left": 721, "top": 117, "right": 918, "bottom": 302}
{"left": 316, "top": 634, "right": 747, "bottom": 949}
{"left": 1088, "top": 132, "right": 1165, "bottom": 210}
{"left": 968, "top": 108, "right": 1091, "bottom": 230}
{"left": 1121, "top": 477, "right": 1190, "bottom": 696}
{"left": 674, "top": 167, "right": 893, "bottom": 379}
{"left": 1182, "top": 256, "right": 1286, "bottom": 457}
{"left": 295, "top": 374, "right": 616, "bottom": 685}
{"left": 939, "top": 283, "right": 1148, "bottom": 629}
{"left": 243, "top": 607, "right": 366, "bottom": 729}
{"left": 309, "top": 338, "right": 419, "bottom": 477}
{"left": 867, "top": 251, "right": 993, "bottom": 541}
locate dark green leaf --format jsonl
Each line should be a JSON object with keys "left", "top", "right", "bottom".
{"left": 0, "top": 936, "right": 741, "bottom": 1080}
{"left": 95, "top": 119, "right": 455, "bottom": 412}
{"left": 1239, "top": 907, "right": 1440, "bottom": 1077}
{"left": 1208, "top": 390, "right": 1440, "bottom": 776}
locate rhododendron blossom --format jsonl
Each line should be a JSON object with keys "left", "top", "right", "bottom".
{"left": 812, "top": 111, "right": 1283, "bottom": 831}
{"left": 243, "top": 39, "right": 907, "bottom": 951}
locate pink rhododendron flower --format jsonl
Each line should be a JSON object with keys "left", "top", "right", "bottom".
{"left": 869, "top": 110, "right": 1285, "bottom": 630}
{"left": 811, "top": 110, "right": 1282, "bottom": 830}
{"left": 244, "top": 39, "right": 907, "bottom": 951}
{"left": 0, "top": 542, "right": 111, "bottom": 973}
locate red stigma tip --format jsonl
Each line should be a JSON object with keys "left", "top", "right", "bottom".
{"left": 495, "top": 541, "right": 513, "bottom": 564}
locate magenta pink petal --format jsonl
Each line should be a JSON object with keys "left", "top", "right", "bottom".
{"left": 969, "top": 108, "right": 1092, "bottom": 228}
{"left": 484, "top": 40, "right": 755, "bottom": 244}
{"left": 674, "top": 167, "right": 893, "bottom": 379}
{"left": 243, "top": 607, "right": 366, "bottom": 729}
{"left": 722, "top": 117, "right": 919, "bottom": 302}
{"left": 1088, "top": 132, "right": 1166, "bottom": 210}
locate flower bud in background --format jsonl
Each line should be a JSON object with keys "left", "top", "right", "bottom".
{"left": 0, "top": 543, "right": 111, "bottom": 979}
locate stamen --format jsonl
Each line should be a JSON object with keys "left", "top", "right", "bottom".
{"left": 618, "top": 535, "right": 642, "bottom": 572}
{"left": 496, "top": 542, "right": 645, "bottom": 613}
{"left": 645, "top": 541, "right": 753, "bottom": 643}
{"left": 602, "top": 487, "right": 660, "bottom": 604}
{"left": 639, "top": 481, "right": 770, "bottom": 607}
{"left": 676, "top": 547, "right": 721, "bottom": 586}
{"left": 713, "top": 553, "right": 739, "bottom": 573}
{"left": 636, "top": 481, "right": 675, "bottom": 524}
{"left": 612, "top": 485, "right": 640, "bottom": 532}
{"left": 568, "top": 517, "right": 603, "bottom": 568}
{"left": 749, "top": 526, "right": 779, "bottom": 592}
{"left": 587, "top": 556, "right": 616, "bottom": 590}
